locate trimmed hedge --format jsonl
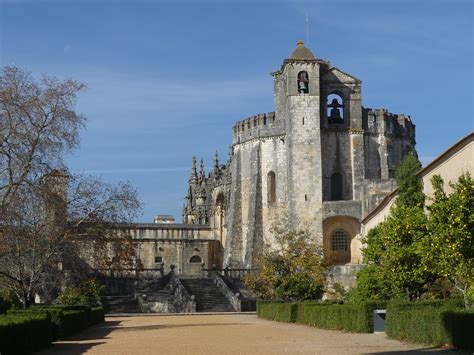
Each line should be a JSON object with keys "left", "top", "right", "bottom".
{"left": 256, "top": 300, "right": 386, "bottom": 333}
{"left": 8, "top": 305, "right": 104, "bottom": 339}
{"left": 0, "top": 313, "right": 53, "bottom": 354}
{"left": 257, "top": 301, "right": 297, "bottom": 322}
{"left": 296, "top": 301, "right": 386, "bottom": 333}
{"left": 386, "top": 300, "right": 473, "bottom": 350}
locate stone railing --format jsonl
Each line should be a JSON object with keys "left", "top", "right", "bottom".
{"left": 201, "top": 265, "right": 259, "bottom": 279}
{"left": 170, "top": 267, "right": 196, "bottom": 313}
{"left": 212, "top": 273, "right": 240, "bottom": 311}
{"left": 202, "top": 265, "right": 258, "bottom": 312}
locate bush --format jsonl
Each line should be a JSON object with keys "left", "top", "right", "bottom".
{"left": 59, "top": 279, "right": 105, "bottom": 307}
{"left": 90, "top": 306, "right": 105, "bottom": 325}
{"left": 0, "top": 313, "right": 53, "bottom": 354}
{"left": 386, "top": 299, "right": 473, "bottom": 350}
{"left": 7, "top": 305, "right": 104, "bottom": 340}
{"left": 296, "top": 301, "right": 387, "bottom": 333}
{"left": 0, "top": 289, "right": 21, "bottom": 314}
{"left": 257, "top": 300, "right": 297, "bottom": 322}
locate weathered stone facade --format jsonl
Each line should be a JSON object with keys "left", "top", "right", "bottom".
{"left": 182, "top": 41, "right": 416, "bottom": 274}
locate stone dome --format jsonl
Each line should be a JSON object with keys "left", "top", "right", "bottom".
{"left": 289, "top": 40, "right": 315, "bottom": 60}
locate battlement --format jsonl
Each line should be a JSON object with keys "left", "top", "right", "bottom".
{"left": 232, "top": 112, "right": 285, "bottom": 144}
{"left": 363, "top": 108, "right": 415, "bottom": 139}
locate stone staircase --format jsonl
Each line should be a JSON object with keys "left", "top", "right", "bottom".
{"left": 102, "top": 295, "right": 141, "bottom": 314}
{"left": 180, "top": 278, "right": 235, "bottom": 312}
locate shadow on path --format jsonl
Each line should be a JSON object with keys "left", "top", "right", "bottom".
{"left": 38, "top": 319, "right": 254, "bottom": 354}
{"left": 371, "top": 347, "right": 470, "bottom": 354}
{"left": 37, "top": 320, "right": 122, "bottom": 354}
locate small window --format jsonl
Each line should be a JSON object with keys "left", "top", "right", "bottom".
{"left": 297, "top": 71, "right": 309, "bottom": 94}
{"left": 267, "top": 171, "right": 276, "bottom": 203}
{"left": 332, "top": 230, "right": 348, "bottom": 251}
{"left": 190, "top": 255, "right": 202, "bottom": 263}
{"left": 155, "top": 256, "right": 163, "bottom": 264}
{"left": 330, "top": 172, "right": 343, "bottom": 200}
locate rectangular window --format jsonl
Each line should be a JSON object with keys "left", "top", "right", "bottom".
{"left": 155, "top": 256, "right": 163, "bottom": 264}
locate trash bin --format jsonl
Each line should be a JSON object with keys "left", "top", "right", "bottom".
{"left": 373, "top": 309, "right": 386, "bottom": 333}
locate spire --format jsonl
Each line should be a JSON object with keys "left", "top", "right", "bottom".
{"left": 189, "top": 156, "right": 197, "bottom": 184}
{"left": 214, "top": 150, "right": 219, "bottom": 174}
{"left": 199, "top": 158, "right": 205, "bottom": 181}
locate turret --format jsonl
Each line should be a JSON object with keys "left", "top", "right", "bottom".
{"left": 189, "top": 156, "right": 198, "bottom": 184}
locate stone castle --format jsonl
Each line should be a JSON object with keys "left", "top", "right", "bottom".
{"left": 107, "top": 40, "right": 416, "bottom": 282}
{"left": 180, "top": 40, "right": 416, "bottom": 272}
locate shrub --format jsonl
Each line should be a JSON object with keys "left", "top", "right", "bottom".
{"left": 296, "top": 301, "right": 386, "bottom": 333}
{"left": 59, "top": 279, "right": 105, "bottom": 307}
{"left": 0, "top": 289, "right": 21, "bottom": 314}
{"left": 257, "top": 300, "right": 297, "bottom": 322}
{"left": 90, "top": 306, "right": 105, "bottom": 325}
{"left": 7, "top": 305, "right": 103, "bottom": 339}
{"left": 386, "top": 299, "right": 473, "bottom": 350}
{"left": 0, "top": 313, "right": 53, "bottom": 354}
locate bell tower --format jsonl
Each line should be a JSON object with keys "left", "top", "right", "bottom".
{"left": 272, "top": 40, "right": 324, "bottom": 239}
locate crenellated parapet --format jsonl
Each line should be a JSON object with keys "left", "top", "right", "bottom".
{"left": 232, "top": 112, "right": 285, "bottom": 145}
{"left": 363, "top": 108, "right": 416, "bottom": 142}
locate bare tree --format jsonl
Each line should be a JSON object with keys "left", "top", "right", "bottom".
{"left": 0, "top": 67, "right": 142, "bottom": 307}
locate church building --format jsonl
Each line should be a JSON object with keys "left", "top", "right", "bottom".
{"left": 181, "top": 40, "right": 416, "bottom": 279}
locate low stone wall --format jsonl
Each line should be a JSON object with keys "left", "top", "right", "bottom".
{"left": 327, "top": 264, "right": 364, "bottom": 289}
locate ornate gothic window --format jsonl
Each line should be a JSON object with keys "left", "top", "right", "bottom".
{"left": 330, "top": 172, "right": 343, "bottom": 200}
{"left": 331, "top": 230, "right": 348, "bottom": 251}
{"left": 267, "top": 171, "right": 276, "bottom": 203}
{"left": 190, "top": 255, "right": 202, "bottom": 263}
{"left": 297, "top": 71, "right": 309, "bottom": 94}
{"left": 327, "top": 94, "right": 344, "bottom": 124}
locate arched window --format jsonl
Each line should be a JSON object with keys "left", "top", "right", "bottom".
{"left": 297, "top": 71, "right": 309, "bottom": 94}
{"left": 327, "top": 94, "right": 344, "bottom": 124}
{"left": 267, "top": 171, "right": 276, "bottom": 203}
{"left": 189, "top": 255, "right": 202, "bottom": 263}
{"left": 331, "top": 230, "right": 348, "bottom": 251}
{"left": 330, "top": 172, "right": 343, "bottom": 200}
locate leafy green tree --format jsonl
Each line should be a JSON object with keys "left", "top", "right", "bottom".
{"left": 395, "top": 152, "right": 424, "bottom": 208}
{"left": 425, "top": 173, "right": 474, "bottom": 308}
{"left": 351, "top": 153, "right": 432, "bottom": 301}
{"left": 243, "top": 226, "right": 326, "bottom": 301}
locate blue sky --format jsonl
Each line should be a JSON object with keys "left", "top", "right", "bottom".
{"left": 1, "top": 0, "right": 472, "bottom": 222}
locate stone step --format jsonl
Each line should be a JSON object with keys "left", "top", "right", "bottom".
{"left": 180, "top": 278, "right": 235, "bottom": 312}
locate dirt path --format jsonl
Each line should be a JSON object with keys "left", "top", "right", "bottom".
{"left": 38, "top": 314, "right": 465, "bottom": 354}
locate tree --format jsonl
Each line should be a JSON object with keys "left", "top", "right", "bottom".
{"left": 351, "top": 153, "right": 432, "bottom": 301}
{"left": 243, "top": 226, "right": 326, "bottom": 301}
{"left": 0, "top": 67, "right": 141, "bottom": 307}
{"left": 395, "top": 152, "right": 424, "bottom": 208}
{"left": 0, "top": 66, "right": 85, "bottom": 211}
{"left": 425, "top": 173, "right": 474, "bottom": 308}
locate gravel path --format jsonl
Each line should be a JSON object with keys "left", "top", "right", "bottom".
{"left": 38, "top": 314, "right": 466, "bottom": 354}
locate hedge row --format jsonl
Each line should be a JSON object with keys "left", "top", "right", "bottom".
{"left": 386, "top": 300, "right": 474, "bottom": 350}
{"left": 257, "top": 300, "right": 385, "bottom": 333}
{"left": 0, "top": 305, "right": 104, "bottom": 354}
{"left": 257, "top": 299, "right": 473, "bottom": 350}
{"left": 257, "top": 301, "right": 297, "bottom": 322}
{"left": 297, "top": 301, "right": 386, "bottom": 333}
{"left": 0, "top": 313, "right": 53, "bottom": 354}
